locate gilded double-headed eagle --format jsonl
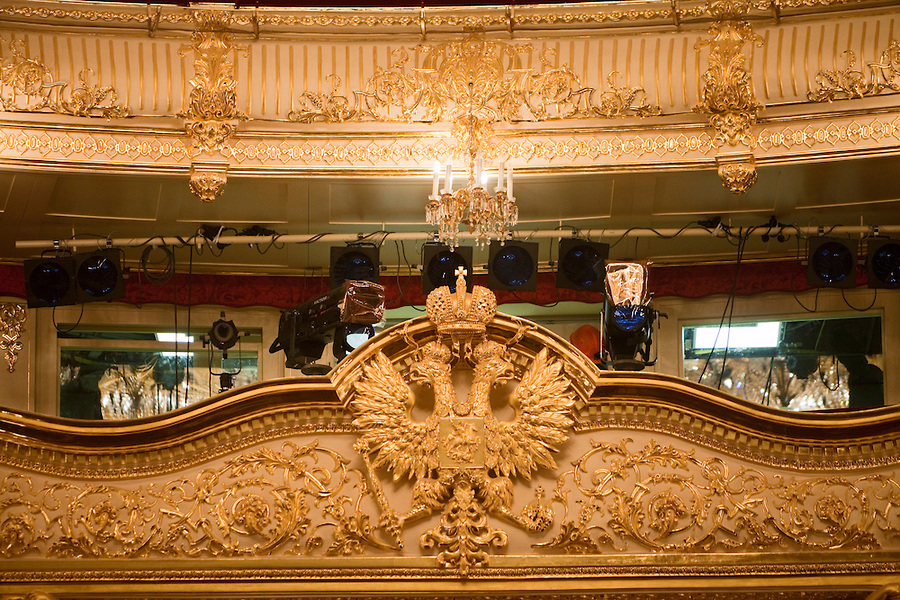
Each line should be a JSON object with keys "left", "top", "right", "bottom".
{"left": 351, "top": 270, "right": 575, "bottom": 537}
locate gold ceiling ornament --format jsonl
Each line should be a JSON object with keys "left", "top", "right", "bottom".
{"left": 0, "top": 37, "right": 128, "bottom": 119}
{"left": 350, "top": 270, "right": 576, "bottom": 575}
{"left": 178, "top": 10, "right": 248, "bottom": 154}
{"left": 0, "top": 303, "right": 25, "bottom": 373}
{"left": 288, "top": 32, "right": 660, "bottom": 154}
{"left": 716, "top": 153, "right": 757, "bottom": 194}
{"left": 809, "top": 41, "right": 900, "bottom": 103}
{"left": 539, "top": 438, "right": 899, "bottom": 553}
{"left": 189, "top": 161, "right": 228, "bottom": 202}
{"left": 693, "top": 0, "right": 763, "bottom": 148}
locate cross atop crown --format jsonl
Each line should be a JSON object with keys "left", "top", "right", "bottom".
{"left": 425, "top": 265, "right": 496, "bottom": 344}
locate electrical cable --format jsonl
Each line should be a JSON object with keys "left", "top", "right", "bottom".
{"left": 52, "top": 303, "right": 84, "bottom": 334}
{"left": 761, "top": 353, "right": 776, "bottom": 407}
{"left": 140, "top": 242, "right": 175, "bottom": 284}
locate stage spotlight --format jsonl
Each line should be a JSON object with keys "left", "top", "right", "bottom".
{"left": 866, "top": 237, "right": 900, "bottom": 289}
{"left": 74, "top": 249, "right": 125, "bottom": 304}
{"left": 422, "top": 244, "right": 473, "bottom": 293}
{"left": 807, "top": 237, "right": 857, "bottom": 288}
{"left": 208, "top": 312, "right": 240, "bottom": 352}
{"left": 600, "top": 262, "right": 661, "bottom": 371}
{"left": 24, "top": 255, "right": 76, "bottom": 308}
{"left": 330, "top": 245, "right": 380, "bottom": 289}
{"left": 270, "top": 280, "right": 385, "bottom": 370}
{"left": 556, "top": 239, "right": 609, "bottom": 291}
{"left": 333, "top": 323, "right": 376, "bottom": 361}
{"left": 487, "top": 240, "right": 539, "bottom": 292}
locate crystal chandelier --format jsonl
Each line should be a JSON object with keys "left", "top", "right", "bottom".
{"left": 426, "top": 151, "right": 517, "bottom": 248}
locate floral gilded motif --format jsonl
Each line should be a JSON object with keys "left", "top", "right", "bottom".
{"left": 0, "top": 303, "right": 25, "bottom": 373}
{"left": 539, "top": 439, "right": 900, "bottom": 554}
{"left": 0, "top": 37, "right": 128, "bottom": 119}
{"left": 693, "top": 0, "right": 763, "bottom": 148}
{"left": 178, "top": 10, "right": 248, "bottom": 153}
{"left": 0, "top": 441, "right": 392, "bottom": 558}
{"left": 288, "top": 33, "right": 659, "bottom": 154}
{"left": 809, "top": 42, "right": 900, "bottom": 103}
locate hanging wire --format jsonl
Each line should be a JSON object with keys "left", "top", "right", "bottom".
{"left": 393, "top": 239, "right": 426, "bottom": 312}
{"left": 761, "top": 353, "right": 776, "bottom": 407}
{"left": 52, "top": 303, "right": 85, "bottom": 334}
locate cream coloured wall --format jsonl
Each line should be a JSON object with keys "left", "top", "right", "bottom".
{"left": 0, "top": 285, "right": 895, "bottom": 416}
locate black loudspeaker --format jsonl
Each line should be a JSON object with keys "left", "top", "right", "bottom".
{"left": 866, "top": 237, "right": 900, "bottom": 289}
{"left": 807, "top": 237, "right": 857, "bottom": 289}
{"left": 487, "top": 240, "right": 539, "bottom": 292}
{"left": 556, "top": 239, "right": 609, "bottom": 291}
{"left": 330, "top": 245, "right": 380, "bottom": 289}
{"left": 24, "top": 255, "right": 76, "bottom": 308}
{"left": 73, "top": 249, "right": 125, "bottom": 304}
{"left": 422, "top": 244, "right": 473, "bottom": 293}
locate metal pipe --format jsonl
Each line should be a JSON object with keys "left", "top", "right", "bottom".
{"left": 14, "top": 225, "right": 900, "bottom": 251}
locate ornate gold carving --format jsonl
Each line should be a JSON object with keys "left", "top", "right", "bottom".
{"left": 809, "top": 41, "right": 900, "bottom": 103}
{"left": 716, "top": 153, "right": 757, "bottom": 193}
{"left": 289, "top": 33, "right": 659, "bottom": 153}
{"left": 694, "top": 1, "right": 763, "bottom": 147}
{"left": 178, "top": 11, "right": 247, "bottom": 153}
{"left": 350, "top": 271, "right": 575, "bottom": 574}
{"left": 0, "top": 441, "right": 392, "bottom": 558}
{"left": 540, "top": 439, "right": 899, "bottom": 554}
{"left": 0, "top": 37, "right": 128, "bottom": 119}
{"left": 0, "top": 303, "right": 25, "bottom": 373}
{"left": 188, "top": 161, "right": 228, "bottom": 202}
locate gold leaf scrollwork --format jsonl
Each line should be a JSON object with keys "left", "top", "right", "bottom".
{"left": 716, "top": 154, "right": 757, "bottom": 194}
{"left": 0, "top": 303, "right": 25, "bottom": 373}
{"left": 288, "top": 33, "right": 660, "bottom": 154}
{"left": 693, "top": 1, "right": 763, "bottom": 148}
{"left": 538, "top": 439, "right": 900, "bottom": 554}
{"left": 178, "top": 10, "right": 248, "bottom": 155}
{"left": 0, "top": 37, "right": 128, "bottom": 119}
{"left": 420, "top": 477, "right": 508, "bottom": 577}
{"left": 809, "top": 41, "right": 900, "bottom": 103}
{"left": 0, "top": 441, "right": 391, "bottom": 558}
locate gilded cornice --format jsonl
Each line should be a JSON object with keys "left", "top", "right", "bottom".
{"left": 0, "top": 1, "right": 891, "bottom": 33}
{"left": 0, "top": 0, "right": 898, "bottom": 195}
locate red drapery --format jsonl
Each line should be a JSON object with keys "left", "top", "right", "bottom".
{"left": 0, "top": 260, "right": 847, "bottom": 310}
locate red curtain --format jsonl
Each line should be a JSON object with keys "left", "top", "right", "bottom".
{"left": 0, "top": 260, "right": 850, "bottom": 310}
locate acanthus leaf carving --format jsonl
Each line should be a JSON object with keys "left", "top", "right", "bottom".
{"left": 693, "top": 1, "right": 763, "bottom": 148}
{"left": 288, "top": 33, "right": 660, "bottom": 155}
{"left": 0, "top": 303, "right": 25, "bottom": 373}
{"left": 0, "top": 37, "right": 129, "bottom": 119}
{"left": 809, "top": 41, "right": 900, "bottom": 103}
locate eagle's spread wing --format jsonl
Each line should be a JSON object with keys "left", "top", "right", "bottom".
{"left": 351, "top": 352, "right": 437, "bottom": 480}
{"left": 485, "top": 348, "right": 575, "bottom": 479}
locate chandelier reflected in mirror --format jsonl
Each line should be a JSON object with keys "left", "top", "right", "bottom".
{"left": 426, "top": 149, "right": 517, "bottom": 248}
